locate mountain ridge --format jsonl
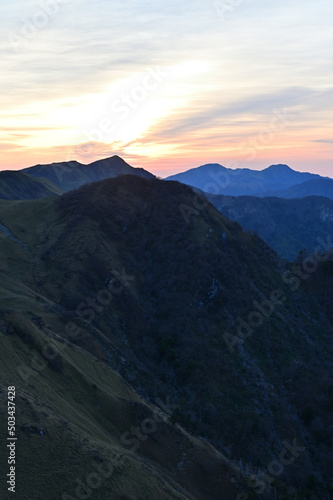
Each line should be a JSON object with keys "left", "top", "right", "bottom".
{"left": 261, "top": 177, "right": 333, "bottom": 199}
{"left": 165, "top": 163, "right": 329, "bottom": 197}
{"left": 22, "top": 154, "right": 155, "bottom": 192}
{"left": 0, "top": 155, "right": 155, "bottom": 200}
{"left": 207, "top": 192, "right": 333, "bottom": 260}
{"left": 1, "top": 156, "right": 331, "bottom": 201}
{"left": 0, "top": 175, "right": 333, "bottom": 497}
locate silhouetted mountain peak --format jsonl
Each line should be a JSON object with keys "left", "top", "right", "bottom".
{"left": 20, "top": 155, "right": 154, "bottom": 192}
{"left": 264, "top": 163, "right": 293, "bottom": 172}
{"left": 88, "top": 155, "right": 128, "bottom": 167}
{"left": 167, "top": 162, "right": 329, "bottom": 196}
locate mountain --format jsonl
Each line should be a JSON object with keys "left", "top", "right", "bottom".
{"left": 0, "top": 155, "right": 154, "bottom": 201}
{"left": 263, "top": 177, "right": 333, "bottom": 200}
{"left": 1, "top": 175, "right": 333, "bottom": 498}
{"left": 165, "top": 163, "right": 325, "bottom": 196}
{"left": 0, "top": 170, "right": 61, "bottom": 200}
{"left": 206, "top": 193, "right": 333, "bottom": 260}
{"left": 22, "top": 155, "right": 154, "bottom": 192}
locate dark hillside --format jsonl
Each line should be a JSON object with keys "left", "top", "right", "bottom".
{"left": 0, "top": 176, "right": 332, "bottom": 498}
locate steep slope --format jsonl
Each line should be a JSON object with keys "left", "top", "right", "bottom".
{"left": 0, "top": 177, "right": 333, "bottom": 498}
{"left": 23, "top": 155, "right": 155, "bottom": 192}
{"left": 0, "top": 170, "right": 61, "bottom": 200}
{"left": 0, "top": 311, "right": 249, "bottom": 500}
{"left": 165, "top": 163, "right": 324, "bottom": 196}
{"left": 0, "top": 198, "right": 252, "bottom": 500}
{"left": 264, "top": 177, "right": 333, "bottom": 200}
{"left": 207, "top": 194, "right": 333, "bottom": 260}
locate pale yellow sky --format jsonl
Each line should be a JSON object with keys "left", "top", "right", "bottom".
{"left": 1, "top": 0, "right": 332, "bottom": 177}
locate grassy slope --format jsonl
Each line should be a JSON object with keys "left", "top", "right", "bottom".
{"left": 0, "top": 313, "right": 249, "bottom": 500}
{"left": 0, "top": 194, "right": 252, "bottom": 499}
{"left": 0, "top": 176, "right": 332, "bottom": 498}
{"left": 0, "top": 171, "right": 62, "bottom": 200}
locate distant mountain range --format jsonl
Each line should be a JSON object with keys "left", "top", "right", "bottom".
{"left": 166, "top": 163, "right": 332, "bottom": 198}
{"left": 166, "top": 163, "right": 333, "bottom": 259}
{"left": 1, "top": 156, "right": 333, "bottom": 261}
{"left": 1, "top": 157, "right": 332, "bottom": 201}
{"left": 0, "top": 155, "right": 154, "bottom": 200}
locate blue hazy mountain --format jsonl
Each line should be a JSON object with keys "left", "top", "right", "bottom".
{"left": 166, "top": 163, "right": 328, "bottom": 196}
{"left": 207, "top": 193, "right": 333, "bottom": 260}
{"left": 262, "top": 177, "right": 333, "bottom": 199}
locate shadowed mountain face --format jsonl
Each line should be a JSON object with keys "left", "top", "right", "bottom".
{"left": 166, "top": 163, "right": 326, "bottom": 196}
{"left": 262, "top": 177, "right": 333, "bottom": 199}
{"left": 207, "top": 194, "right": 333, "bottom": 260}
{"left": 22, "top": 155, "right": 155, "bottom": 192}
{"left": 0, "top": 175, "right": 333, "bottom": 499}
{"left": 0, "top": 156, "right": 154, "bottom": 201}
{"left": 0, "top": 170, "right": 62, "bottom": 200}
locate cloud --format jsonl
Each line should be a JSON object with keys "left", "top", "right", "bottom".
{"left": 313, "top": 139, "right": 333, "bottom": 144}
{"left": 134, "top": 87, "right": 333, "bottom": 147}
{"left": 1, "top": 0, "right": 333, "bottom": 174}
{"left": 0, "top": 142, "right": 28, "bottom": 152}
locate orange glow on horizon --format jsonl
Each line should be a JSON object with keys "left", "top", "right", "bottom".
{"left": 1, "top": 134, "right": 331, "bottom": 179}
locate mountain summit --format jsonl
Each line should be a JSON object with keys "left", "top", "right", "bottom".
{"left": 166, "top": 163, "right": 324, "bottom": 196}
{"left": 22, "top": 155, "right": 154, "bottom": 192}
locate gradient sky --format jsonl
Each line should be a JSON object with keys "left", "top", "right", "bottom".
{"left": 1, "top": 0, "right": 332, "bottom": 177}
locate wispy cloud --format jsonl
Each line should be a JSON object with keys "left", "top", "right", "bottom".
{"left": 313, "top": 139, "right": 333, "bottom": 144}
{"left": 1, "top": 0, "right": 332, "bottom": 174}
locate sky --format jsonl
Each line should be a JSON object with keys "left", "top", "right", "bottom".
{"left": 0, "top": 0, "right": 332, "bottom": 177}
